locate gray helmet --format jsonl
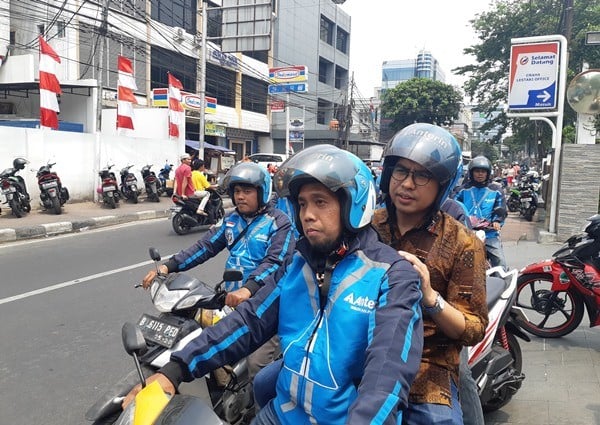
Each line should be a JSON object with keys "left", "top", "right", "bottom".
{"left": 468, "top": 155, "right": 492, "bottom": 183}
{"left": 381, "top": 123, "right": 461, "bottom": 210}
{"left": 12, "top": 157, "right": 28, "bottom": 170}
{"left": 274, "top": 144, "right": 376, "bottom": 234}
{"left": 222, "top": 162, "right": 272, "bottom": 207}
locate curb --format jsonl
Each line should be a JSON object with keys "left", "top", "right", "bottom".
{"left": 0, "top": 209, "right": 171, "bottom": 243}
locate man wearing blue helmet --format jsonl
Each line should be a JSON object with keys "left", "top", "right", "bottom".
{"left": 127, "top": 145, "right": 424, "bottom": 424}
{"left": 373, "top": 123, "right": 488, "bottom": 425}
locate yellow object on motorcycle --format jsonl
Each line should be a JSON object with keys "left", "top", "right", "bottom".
{"left": 133, "top": 381, "right": 170, "bottom": 425}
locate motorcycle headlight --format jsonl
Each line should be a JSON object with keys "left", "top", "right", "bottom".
{"left": 151, "top": 281, "right": 189, "bottom": 313}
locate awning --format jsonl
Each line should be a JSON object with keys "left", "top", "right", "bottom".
{"left": 185, "top": 140, "right": 235, "bottom": 154}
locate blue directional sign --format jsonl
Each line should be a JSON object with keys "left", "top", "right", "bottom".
{"left": 268, "top": 83, "right": 308, "bottom": 94}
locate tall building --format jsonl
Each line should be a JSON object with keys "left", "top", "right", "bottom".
{"left": 381, "top": 50, "right": 446, "bottom": 91}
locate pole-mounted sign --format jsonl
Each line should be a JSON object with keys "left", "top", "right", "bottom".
{"left": 508, "top": 41, "right": 560, "bottom": 110}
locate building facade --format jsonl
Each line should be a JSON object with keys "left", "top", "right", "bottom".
{"left": 381, "top": 50, "right": 446, "bottom": 91}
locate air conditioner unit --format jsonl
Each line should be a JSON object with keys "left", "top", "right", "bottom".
{"left": 173, "top": 27, "right": 185, "bottom": 42}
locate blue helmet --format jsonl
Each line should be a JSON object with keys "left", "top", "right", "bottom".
{"left": 222, "top": 162, "right": 272, "bottom": 208}
{"left": 381, "top": 123, "right": 462, "bottom": 210}
{"left": 274, "top": 144, "right": 377, "bottom": 234}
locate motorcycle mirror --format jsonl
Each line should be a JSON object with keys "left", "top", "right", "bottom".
{"left": 149, "top": 247, "right": 161, "bottom": 262}
{"left": 122, "top": 322, "right": 148, "bottom": 356}
{"left": 223, "top": 269, "right": 243, "bottom": 282}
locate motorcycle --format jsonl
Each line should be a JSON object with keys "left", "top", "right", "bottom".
{"left": 141, "top": 164, "right": 160, "bottom": 203}
{"left": 171, "top": 191, "right": 225, "bottom": 235}
{"left": 158, "top": 162, "right": 174, "bottom": 197}
{"left": 85, "top": 248, "right": 253, "bottom": 425}
{"left": 468, "top": 266, "right": 530, "bottom": 412}
{"left": 517, "top": 177, "right": 538, "bottom": 222}
{"left": 515, "top": 214, "right": 600, "bottom": 338}
{"left": 36, "top": 161, "right": 69, "bottom": 214}
{"left": 119, "top": 165, "right": 140, "bottom": 204}
{"left": 0, "top": 157, "right": 31, "bottom": 218}
{"left": 506, "top": 187, "right": 521, "bottom": 213}
{"left": 98, "top": 164, "right": 120, "bottom": 209}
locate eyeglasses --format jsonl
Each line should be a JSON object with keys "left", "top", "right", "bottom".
{"left": 391, "top": 165, "right": 433, "bottom": 186}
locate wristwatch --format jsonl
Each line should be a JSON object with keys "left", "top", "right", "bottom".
{"left": 423, "top": 292, "right": 445, "bottom": 316}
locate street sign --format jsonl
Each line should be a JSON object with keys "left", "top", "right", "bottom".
{"left": 508, "top": 41, "right": 560, "bottom": 110}
{"left": 269, "top": 66, "right": 308, "bottom": 83}
{"left": 271, "top": 100, "right": 285, "bottom": 112}
{"left": 268, "top": 83, "right": 308, "bottom": 94}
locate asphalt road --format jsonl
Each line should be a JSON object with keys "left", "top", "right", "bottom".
{"left": 0, "top": 218, "right": 227, "bottom": 425}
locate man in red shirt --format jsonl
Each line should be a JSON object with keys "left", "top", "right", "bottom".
{"left": 173, "top": 153, "right": 195, "bottom": 199}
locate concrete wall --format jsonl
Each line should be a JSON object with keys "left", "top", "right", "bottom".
{"left": 0, "top": 125, "right": 182, "bottom": 203}
{"left": 557, "top": 144, "right": 600, "bottom": 240}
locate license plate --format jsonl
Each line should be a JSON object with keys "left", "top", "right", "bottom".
{"left": 521, "top": 197, "right": 532, "bottom": 202}
{"left": 103, "top": 185, "right": 116, "bottom": 192}
{"left": 42, "top": 181, "right": 58, "bottom": 189}
{"left": 170, "top": 206, "right": 182, "bottom": 213}
{"left": 137, "top": 314, "right": 181, "bottom": 348}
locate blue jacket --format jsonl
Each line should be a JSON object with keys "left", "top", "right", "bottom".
{"left": 455, "top": 183, "right": 506, "bottom": 239}
{"left": 161, "top": 227, "right": 423, "bottom": 424}
{"left": 165, "top": 206, "right": 295, "bottom": 293}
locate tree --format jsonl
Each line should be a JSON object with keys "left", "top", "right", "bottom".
{"left": 380, "top": 78, "right": 463, "bottom": 133}
{"left": 454, "top": 0, "right": 600, "bottom": 151}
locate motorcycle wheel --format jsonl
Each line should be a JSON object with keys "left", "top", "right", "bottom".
{"left": 9, "top": 199, "right": 24, "bottom": 218}
{"left": 524, "top": 207, "right": 535, "bottom": 222}
{"left": 507, "top": 197, "right": 520, "bottom": 212}
{"left": 481, "top": 332, "right": 522, "bottom": 412}
{"left": 516, "top": 273, "right": 585, "bottom": 337}
{"left": 51, "top": 196, "right": 62, "bottom": 215}
{"left": 106, "top": 196, "right": 116, "bottom": 209}
{"left": 172, "top": 212, "right": 192, "bottom": 235}
{"left": 130, "top": 191, "right": 138, "bottom": 204}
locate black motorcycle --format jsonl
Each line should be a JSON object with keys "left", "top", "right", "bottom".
{"left": 98, "top": 164, "right": 120, "bottom": 209}
{"left": 140, "top": 164, "right": 160, "bottom": 203}
{"left": 36, "top": 161, "right": 69, "bottom": 214}
{"left": 119, "top": 165, "right": 140, "bottom": 204}
{"left": 171, "top": 191, "right": 225, "bottom": 235}
{"left": 1, "top": 157, "right": 31, "bottom": 218}
{"left": 518, "top": 177, "right": 538, "bottom": 222}
{"left": 158, "top": 162, "right": 173, "bottom": 197}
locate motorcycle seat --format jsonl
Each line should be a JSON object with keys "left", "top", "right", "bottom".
{"left": 486, "top": 275, "right": 508, "bottom": 310}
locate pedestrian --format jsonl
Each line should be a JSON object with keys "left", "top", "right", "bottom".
{"left": 125, "top": 144, "right": 424, "bottom": 424}
{"left": 455, "top": 155, "right": 508, "bottom": 270}
{"left": 373, "top": 123, "right": 488, "bottom": 425}
{"left": 172, "top": 153, "right": 195, "bottom": 200}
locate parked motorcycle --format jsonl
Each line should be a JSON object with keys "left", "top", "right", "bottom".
{"left": 141, "top": 164, "right": 160, "bottom": 203}
{"left": 515, "top": 214, "right": 600, "bottom": 338}
{"left": 98, "top": 164, "right": 120, "bottom": 209}
{"left": 0, "top": 157, "right": 31, "bottom": 218}
{"left": 171, "top": 191, "right": 225, "bottom": 235}
{"left": 506, "top": 187, "right": 521, "bottom": 213}
{"left": 85, "top": 248, "right": 253, "bottom": 425}
{"left": 36, "top": 161, "right": 69, "bottom": 214}
{"left": 158, "top": 162, "right": 174, "bottom": 197}
{"left": 469, "top": 266, "right": 529, "bottom": 412}
{"left": 517, "top": 177, "right": 538, "bottom": 222}
{"left": 119, "top": 165, "right": 140, "bottom": 204}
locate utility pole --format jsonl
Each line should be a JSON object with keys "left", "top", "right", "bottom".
{"left": 343, "top": 73, "right": 354, "bottom": 151}
{"left": 198, "top": 0, "right": 208, "bottom": 160}
{"left": 96, "top": 0, "right": 110, "bottom": 132}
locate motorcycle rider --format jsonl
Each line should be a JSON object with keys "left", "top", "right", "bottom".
{"left": 455, "top": 155, "right": 508, "bottom": 270}
{"left": 127, "top": 145, "right": 424, "bottom": 424}
{"left": 190, "top": 158, "right": 217, "bottom": 216}
{"left": 142, "top": 161, "right": 295, "bottom": 379}
{"left": 373, "top": 123, "right": 488, "bottom": 424}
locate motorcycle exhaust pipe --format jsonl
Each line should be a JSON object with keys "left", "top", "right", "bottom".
{"left": 180, "top": 213, "right": 199, "bottom": 227}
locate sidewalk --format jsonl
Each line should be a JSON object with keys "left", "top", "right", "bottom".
{"left": 0, "top": 196, "right": 233, "bottom": 243}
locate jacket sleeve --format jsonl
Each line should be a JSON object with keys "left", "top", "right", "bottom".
{"left": 491, "top": 189, "right": 507, "bottom": 225}
{"left": 164, "top": 221, "right": 229, "bottom": 273}
{"left": 160, "top": 278, "right": 281, "bottom": 386}
{"left": 346, "top": 258, "right": 424, "bottom": 424}
{"left": 244, "top": 210, "right": 296, "bottom": 295}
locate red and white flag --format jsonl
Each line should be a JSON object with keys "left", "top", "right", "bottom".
{"left": 116, "top": 55, "right": 138, "bottom": 132}
{"left": 39, "top": 36, "right": 61, "bottom": 129}
{"left": 168, "top": 73, "right": 184, "bottom": 138}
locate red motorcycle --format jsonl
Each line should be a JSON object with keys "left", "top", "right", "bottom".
{"left": 36, "top": 161, "right": 69, "bottom": 215}
{"left": 515, "top": 214, "right": 600, "bottom": 338}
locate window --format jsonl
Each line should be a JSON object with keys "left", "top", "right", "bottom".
{"left": 151, "top": 46, "right": 197, "bottom": 92}
{"left": 336, "top": 27, "right": 348, "bottom": 53}
{"left": 242, "top": 75, "right": 268, "bottom": 114}
{"left": 317, "top": 98, "right": 330, "bottom": 125}
{"left": 320, "top": 15, "right": 334, "bottom": 45}
{"left": 151, "top": 0, "right": 197, "bottom": 33}
{"left": 37, "top": 24, "right": 45, "bottom": 35}
{"left": 334, "top": 66, "right": 347, "bottom": 89}
{"left": 56, "top": 21, "right": 66, "bottom": 38}
{"left": 206, "top": 62, "right": 235, "bottom": 107}
{"left": 111, "top": 0, "right": 146, "bottom": 20}
{"left": 319, "top": 57, "right": 331, "bottom": 84}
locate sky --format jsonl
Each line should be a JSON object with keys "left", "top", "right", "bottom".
{"left": 339, "top": 1, "right": 493, "bottom": 97}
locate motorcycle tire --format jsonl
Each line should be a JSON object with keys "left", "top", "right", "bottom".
{"left": 507, "top": 197, "right": 520, "bottom": 213}
{"left": 172, "top": 212, "right": 192, "bottom": 235}
{"left": 51, "top": 196, "right": 62, "bottom": 215}
{"left": 106, "top": 196, "right": 116, "bottom": 209}
{"left": 516, "top": 273, "right": 585, "bottom": 338}
{"left": 9, "top": 199, "right": 24, "bottom": 218}
{"left": 130, "top": 191, "right": 138, "bottom": 204}
{"left": 481, "top": 332, "right": 523, "bottom": 412}
{"left": 524, "top": 207, "right": 535, "bottom": 222}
